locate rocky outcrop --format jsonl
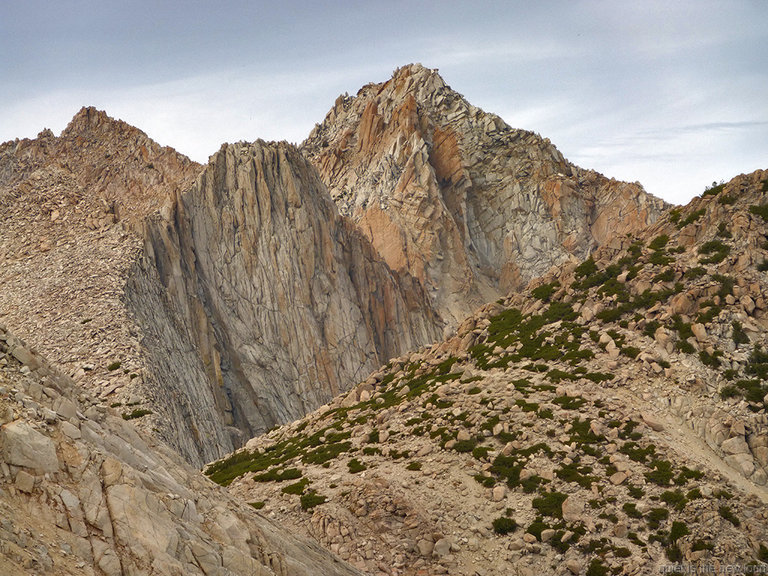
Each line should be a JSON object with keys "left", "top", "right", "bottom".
{"left": 0, "top": 107, "right": 200, "bottom": 441}
{"left": 0, "top": 324, "right": 362, "bottom": 576}
{"left": 127, "top": 141, "right": 442, "bottom": 465}
{"left": 216, "top": 170, "right": 768, "bottom": 575}
{"left": 303, "top": 64, "right": 668, "bottom": 324}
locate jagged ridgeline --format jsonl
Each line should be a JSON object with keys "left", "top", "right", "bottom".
{"left": 0, "top": 65, "right": 666, "bottom": 467}
{"left": 302, "top": 63, "right": 667, "bottom": 324}
{"left": 210, "top": 171, "right": 768, "bottom": 575}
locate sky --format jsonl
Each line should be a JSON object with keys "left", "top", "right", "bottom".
{"left": 1, "top": 1, "right": 766, "bottom": 205}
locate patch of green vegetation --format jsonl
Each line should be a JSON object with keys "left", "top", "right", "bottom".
{"left": 300, "top": 491, "right": 326, "bottom": 510}
{"left": 679, "top": 208, "right": 706, "bottom": 228}
{"left": 703, "top": 181, "right": 725, "bottom": 196}
{"left": 645, "top": 459, "right": 675, "bottom": 486}
{"left": 660, "top": 489, "right": 688, "bottom": 511}
{"left": 347, "top": 458, "right": 366, "bottom": 473}
{"left": 557, "top": 461, "right": 597, "bottom": 488}
{"left": 532, "top": 491, "right": 568, "bottom": 519}
{"left": 649, "top": 234, "right": 670, "bottom": 251}
{"left": 686, "top": 266, "right": 707, "bottom": 279}
{"left": 532, "top": 280, "right": 561, "bottom": 301}
{"left": 719, "top": 505, "right": 740, "bottom": 527}
{"left": 474, "top": 474, "right": 496, "bottom": 488}
{"left": 406, "top": 461, "right": 422, "bottom": 471}
{"left": 282, "top": 478, "right": 310, "bottom": 495}
{"left": 553, "top": 395, "right": 586, "bottom": 410}
{"left": 249, "top": 501, "right": 265, "bottom": 510}
{"left": 453, "top": 438, "right": 478, "bottom": 453}
{"left": 586, "top": 558, "right": 609, "bottom": 576}
{"left": 717, "top": 222, "right": 732, "bottom": 239}
{"left": 107, "top": 361, "right": 122, "bottom": 371}
{"left": 362, "top": 446, "right": 381, "bottom": 456}
{"left": 627, "top": 484, "right": 645, "bottom": 499}
{"left": 699, "top": 348, "right": 723, "bottom": 368}
{"left": 623, "top": 502, "right": 642, "bottom": 519}
{"left": 472, "top": 446, "right": 492, "bottom": 460}
{"left": 653, "top": 268, "right": 675, "bottom": 283}
{"left": 122, "top": 409, "right": 152, "bottom": 420}
{"left": 646, "top": 507, "right": 669, "bottom": 530}
{"left": 699, "top": 239, "right": 730, "bottom": 264}
{"left": 621, "top": 345, "right": 641, "bottom": 359}
{"left": 649, "top": 250, "right": 674, "bottom": 266}
{"left": 492, "top": 516, "right": 517, "bottom": 535}
{"left": 749, "top": 204, "right": 768, "bottom": 222}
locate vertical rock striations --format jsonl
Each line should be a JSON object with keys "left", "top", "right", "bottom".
{"left": 302, "top": 63, "right": 668, "bottom": 324}
{"left": 128, "top": 141, "right": 441, "bottom": 465}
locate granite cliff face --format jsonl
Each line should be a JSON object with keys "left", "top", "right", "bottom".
{"left": 126, "top": 141, "right": 442, "bottom": 464}
{"left": 0, "top": 111, "right": 441, "bottom": 466}
{"left": 303, "top": 64, "right": 668, "bottom": 324}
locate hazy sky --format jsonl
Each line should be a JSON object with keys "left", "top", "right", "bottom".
{"left": 1, "top": 1, "right": 766, "bottom": 204}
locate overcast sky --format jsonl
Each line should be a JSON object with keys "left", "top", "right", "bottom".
{"left": 1, "top": 1, "right": 766, "bottom": 205}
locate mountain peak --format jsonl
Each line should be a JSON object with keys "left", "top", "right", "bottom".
{"left": 303, "top": 66, "right": 666, "bottom": 325}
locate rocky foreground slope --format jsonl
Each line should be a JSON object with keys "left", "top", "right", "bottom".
{"left": 210, "top": 170, "right": 768, "bottom": 575}
{"left": 303, "top": 64, "right": 667, "bottom": 323}
{"left": 0, "top": 324, "right": 361, "bottom": 575}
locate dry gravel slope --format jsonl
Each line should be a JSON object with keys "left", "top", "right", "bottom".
{"left": 211, "top": 169, "right": 768, "bottom": 576}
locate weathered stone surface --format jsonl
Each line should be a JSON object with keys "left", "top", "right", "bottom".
{"left": 561, "top": 496, "right": 584, "bottom": 523}
{"left": 0, "top": 324, "right": 362, "bottom": 576}
{"left": 128, "top": 141, "right": 441, "bottom": 464}
{"left": 1, "top": 421, "right": 59, "bottom": 472}
{"left": 303, "top": 64, "right": 666, "bottom": 324}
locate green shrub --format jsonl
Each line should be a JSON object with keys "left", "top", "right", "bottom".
{"left": 249, "top": 501, "right": 265, "bottom": 510}
{"left": 586, "top": 558, "right": 609, "bottom": 576}
{"left": 645, "top": 459, "right": 675, "bottom": 485}
{"left": 282, "top": 478, "right": 310, "bottom": 495}
{"left": 347, "top": 458, "right": 366, "bottom": 473}
{"left": 454, "top": 439, "right": 478, "bottom": 453}
{"left": 623, "top": 502, "right": 642, "bottom": 518}
{"left": 646, "top": 507, "right": 669, "bottom": 529}
{"left": 300, "top": 491, "right": 326, "bottom": 510}
{"left": 253, "top": 468, "right": 302, "bottom": 482}
{"left": 699, "top": 240, "right": 730, "bottom": 264}
{"left": 532, "top": 491, "right": 568, "bottom": 519}
{"left": 406, "top": 461, "right": 422, "bottom": 471}
{"left": 719, "top": 505, "right": 740, "bottom": 526}
{"left": 649, "top": 234, "right": 670, "bottom": 250}
{"left": 679, "top": 208, "right": 706, "bottom": 227}
{"left": 122, "top": 409, "right": 152, "bottom": 420}
{"left": 703, "top": 181, "right": 725, "bottom": 196}
{"left": 532, "top": 281, "right": 560, "bottom": 301}
{"left": 492, "top": 516, "right": 517, "bottom": 535}
{"left": 717, "top": 222, "right": 732, "bottom": 238}
{"left": 749, "top": 204, "right": 768, "bottom": 221}
{"left": 107, "top": 361, "right": 122, "bottom": 371}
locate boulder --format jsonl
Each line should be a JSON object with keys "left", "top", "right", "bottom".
{"left": 1, "top": 421, "right": 59, "bottom": 473}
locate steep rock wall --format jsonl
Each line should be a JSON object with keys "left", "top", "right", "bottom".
{"left": 303, "top": 64, "right": 668, "bottom": 324}
{"left": 127, "top": 141, "right": 441, "bottom": 465}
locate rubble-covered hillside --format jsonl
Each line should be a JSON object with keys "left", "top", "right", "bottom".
{"left": 207, "top": 169, "right": 768, "bottom": 576}
{"left": 0, "top": 324, "right": 362, "bottom": 575}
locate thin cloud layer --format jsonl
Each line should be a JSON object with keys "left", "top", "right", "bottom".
{"left": 1, "top": 1, "right": 765, "bottom": 205}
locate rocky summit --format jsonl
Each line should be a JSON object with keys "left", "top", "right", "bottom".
{"left": 303, "top": 64, "right": 667, "bottom": 325}
{"left": 2, "top": 64, "right": 768, "bottom": 575}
